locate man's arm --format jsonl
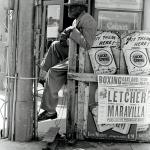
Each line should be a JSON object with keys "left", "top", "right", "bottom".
{"left": 69, "top": 14, "right": 97, "bottom": 50}
{"left": 59, "top": 26, "right": 75, "bottom": 47}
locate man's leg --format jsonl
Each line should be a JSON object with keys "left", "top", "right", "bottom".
{"left": 41, "top": 68, "right": 67, "bottom": 112}
{"left": 38, "top": 67, "right": 67, "bottom": 121}
{"left": 41, "top": 41, "right": 68, "bottom": 72}
{"left": 38, "top": 41, "right": 68, "bottom": 121}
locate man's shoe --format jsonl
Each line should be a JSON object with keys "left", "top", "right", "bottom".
{"left": 38, "top": 111, "right": 57, "bottom": 122}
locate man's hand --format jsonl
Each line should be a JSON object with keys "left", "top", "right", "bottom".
{"left": 39, "top": 70, "right": 47, "bottom": 80}
{"left": 60, "top": 32, "right": 68, "bottom": 47}
{"left": 60, "top": 32, "right": 68, "bottom": 41}
{"left": 64, "top": 26, "right": 74, "bottom": 36}
{"left": 60, "top": 26, "right": 74, "bottom": 39}
{"left": 59, "top": 26, "right": 74, "bottom": 47}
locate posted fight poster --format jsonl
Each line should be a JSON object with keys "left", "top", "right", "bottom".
{"left": 87, "top": 84, "right": 137, "bottom": 141}
{"left": 86, "top": 31, "right": 150, "bottom": 142}
{"left": 97, "top": 74, "right": 150, "bottom": 124}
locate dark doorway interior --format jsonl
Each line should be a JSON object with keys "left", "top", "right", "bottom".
{"left": 63, "top": 5, "right": 74, "bottom": 30}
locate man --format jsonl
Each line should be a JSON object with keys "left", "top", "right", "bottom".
{"left": 38, "top": 0, "right": 97, "bottom": 121}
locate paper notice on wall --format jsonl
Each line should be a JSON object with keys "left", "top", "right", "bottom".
{"left": 123, "top": 32, "right": 150, "bottom": 49}
{"left": 91, "top": 106, "right": 131, "bottom": 134}
{"left": 123, "top": 48, "right": 150, "bottom": 75}
{"left": 89, "top": 31, "right": 120, "bottom": 74}
{"left": 97, "top": 74, "right": 150, "bottom": 124}
{"left": 123, "top": 32, "right": 150, "bottom": 75}
{"left": 89, "top": 47, "right": 117, "bottom": 74}
{"left": 91, "top": 31, "right": 120, "bottom": 48}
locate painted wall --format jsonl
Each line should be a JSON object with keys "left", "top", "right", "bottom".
{"left": 143, "top": 0, "right": 150, "bottom": 30}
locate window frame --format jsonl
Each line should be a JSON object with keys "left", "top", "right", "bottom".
{"left": 93, "top": 0, "right": 144, "bottom": 30}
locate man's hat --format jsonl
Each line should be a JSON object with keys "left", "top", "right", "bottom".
{"left": 64, "top": 0, "right": 88, "bottom": 6}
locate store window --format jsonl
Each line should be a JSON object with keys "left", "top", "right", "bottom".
{"left": 94, "top": 0, "right": 144, "bottom": 30}
{"left": 47, "top": 5, "right": 61, "bottom": 38}
{"left": 97, "top": 11, "right": 142, "bottom": 30}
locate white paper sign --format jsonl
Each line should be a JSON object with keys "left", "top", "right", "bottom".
{"left": 98, "top": 74, "right": 150, "bottom": 124}
{"left": 89, "top": 31, "right": 120, "bottom": 74}
{"left": 123, "top": 32, "right": 150, "bottom": 75}
{"left": 89, "top": 47, "right": 117, "bottom": 74}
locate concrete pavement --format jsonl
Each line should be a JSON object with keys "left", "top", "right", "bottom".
{"left": 1, "top": 139, "right": 150, "bottom": 150}
{"left": 0, "top": 139, "right": 45, "bottom": 150}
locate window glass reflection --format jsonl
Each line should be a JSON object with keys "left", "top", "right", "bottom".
{"left": 98, "top": 11, "right": 142, "bottom": 30}
{"left": 47, "top": 5, "right": 60, "bottom": 38}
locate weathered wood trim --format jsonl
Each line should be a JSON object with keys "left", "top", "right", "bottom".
{"left": 68, "top": 40, "right": 78, "bottom": 72}
{"left": 77, "top": 47, "right": 86, "bottom": 140}
{"left": 83, "top": 85, "right": 89, "bottom": 136}
{"left": 77, "top": 82, "right": 86, "bottom": 139}
{"left": 84, "top": 50, "right": 93, "bottom": 73}
{"left": 39, "top": 5, "right": 47, "bottom": 62}
{"left": 66, "top": 39, "right": 78, "bottom": 139}
{"left": 43, "top": 0, "right": 63, "bottom": 6}
{"left": 67, "top": 72, "right": 97, "bottom": 82}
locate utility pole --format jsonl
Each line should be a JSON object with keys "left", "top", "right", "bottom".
{"left": 14, "top": 0, "right": 34, "bottom": 141}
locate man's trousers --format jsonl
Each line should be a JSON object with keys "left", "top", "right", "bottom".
{"left": 40, "top": 41, "right": 68, "bottom": 113}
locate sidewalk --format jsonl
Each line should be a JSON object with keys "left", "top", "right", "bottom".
{"left": 1, "top": 138, "right": 150, "bottom": 150}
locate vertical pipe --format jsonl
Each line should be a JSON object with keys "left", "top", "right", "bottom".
{"left": 11, "top": 74, "right": 17, "bottom": 140}
{"left": 8, "top": 0, "right": 15, "bottom": 10}
{"left": 7, "top": 7, "right": 16, "bottom": 140}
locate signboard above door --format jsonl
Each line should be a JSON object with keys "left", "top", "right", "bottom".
{"left": 95, "top": 0, "right": 143, "bottom": 10}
